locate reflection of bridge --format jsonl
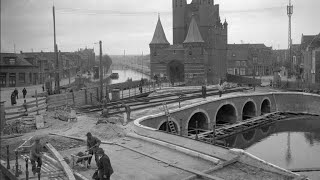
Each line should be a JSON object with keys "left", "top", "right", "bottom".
{"left": 138, "top": 92, "right": 320, "bottom": 137}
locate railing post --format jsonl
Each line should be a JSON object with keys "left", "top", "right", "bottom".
{"left": 6, "top": 145, "right": 10, "bottom": 169}
{"left": 178, "top": 96, "right": 181, "bottom": 108}
{"left": 15, "top": 151, "right": 19, "bottom": 177}
{"left": 35, "top": 90, "right": 39, "bottom": 115}
{"left": 25, "top": 158, "right": 29, "bottom": 180}
{"left": 85, "top": 89, "right": 88, "bottom": 104}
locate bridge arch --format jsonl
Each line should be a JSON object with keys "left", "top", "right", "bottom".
{"left": 186, "top": 109, "right": 210, "bottom": 133}
{"left": 242, "top": 99, "right": 257, "bottom": 120}
{"left": 261, "top": 97, "right": 271, "bottom": 115}
{"left": 215, "top": 102, "right": 238, "bottom": 124}
{"left": 157, "top": 117, "right": 180, "bottom": 133}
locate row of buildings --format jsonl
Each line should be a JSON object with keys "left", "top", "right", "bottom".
{"left": 149, "top": 0, "right": 320, "bottom": 84}
{"left": 0, "top": 48, "right": 95, "bottom": 87}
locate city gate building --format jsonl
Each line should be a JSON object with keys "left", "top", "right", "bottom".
{"left": 149, "top": 0, "right": 228, "bottom": 85}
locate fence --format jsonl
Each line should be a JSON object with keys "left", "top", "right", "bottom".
{"left": 275, "top": 80, "right": 320, "bottom": 92}
{"left": 226, "top": 74, "right": 261, "bottom": 86}
{"left": 46, "top": 80, "right": 159, "bottom": 110}
{"left": 4, "top": 90, "right": 47, "bottom": 121}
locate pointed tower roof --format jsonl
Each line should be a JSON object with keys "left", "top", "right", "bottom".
{"left": 150, "top": 16, "right": 169, "bottom": 45}
{"left": 183, "top": 16, "right": 204, "bottom": 43}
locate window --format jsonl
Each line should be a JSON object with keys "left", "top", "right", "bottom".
{"left": 9, "top": 58, "right": 16, "bottom": 65}
{"left": 253, "top": 57, "right": 258, "bottom": 63}
{"left": 9, "top": 73, "right": 16, "bottom": 87}
{"left": 293, "top": 56, "right": 296, "bottom": 65}
{"left": 234, "top": 68, "right": 239, "bottom": 75}
{"left": 29, "top": 73, "right": 32, "bottom": 83}
{"left": 19, "top": 73, "right": 25, "bottom": 84}
{"left": 227, "top": 68, "right": 234, "bottom": 75}
{"left": 241, "top": 61, "right": 247, "bottom": 67}
{"left": 240, "top": 68, "right": 246, "bottom": 76}
{"left": 236, "top": 61, "right": 240, "bottom": 66}
{"left": 0, "top": 73, "right": 6, "bottom": 87}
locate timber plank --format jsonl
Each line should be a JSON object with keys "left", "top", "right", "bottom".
{"left": 45, "top": 143, "right": 76, "bottom": 180}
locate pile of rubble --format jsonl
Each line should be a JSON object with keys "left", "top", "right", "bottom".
{"left": 3, "top": 116, "right": 37, "bottom": 135}
{"left": 54, "top": 107, "right": 77, "bottom": 122}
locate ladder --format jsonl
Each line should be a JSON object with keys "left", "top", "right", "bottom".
{"left": 162, "top": 103, "right": 177, "bottom": 134}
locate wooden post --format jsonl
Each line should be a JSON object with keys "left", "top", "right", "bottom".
{"left": 25, "top": 158, "right": 29, "bottom": 180}
{"left": 90, "top": 93, "right": 93, "bottom": 104}
{"left": 178, "top": 96, "right": 181, "bottom": 108}
{"left": 85, "top": 89, "right": 88, "bottom": 104}
{"left": 72, "top": 91, "right": 75, "bottom": 105}
{"left": 180, "top": 119, "right": 183, "bottom": 136}
{"left": 134, "top": 86, "right": 136, "bottom": 96}
{"left": 122, "top": 89, "right": 124, "bottom": 99}
{"left": 212, "top": 124, "right": 216, "bottom": 145}
{"left": 15, "top": 151, "right": 19, "bottom": 177}
{"left": 0, "top": 101, "right": 5, "bottom": 135}
{"left": 96, "top": 87, "right": 99, "bottom": 101}
{"left": 195, "top": 121, "right": 198, "bottom": 140}
{"left": 35, "top": 90, "right": 39, "bottom": 115}
{"left": 129, "top": 87, "right": 131, "bottom": 97}
{"left": 6, "top": 145, "right": 10, "bottom": 169}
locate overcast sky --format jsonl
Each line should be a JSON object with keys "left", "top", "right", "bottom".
{"left": 1, "top": 0, "right": 319, "bottom": 55}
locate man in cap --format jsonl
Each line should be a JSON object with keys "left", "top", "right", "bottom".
{"left": 96, "top": 148, "right": 113, "bottom": 180}
{"left": 86, "top": 132, "right": 101, "bottom": 167}
{"left": 30, "top": 136, "right": 43, "bottom": 175}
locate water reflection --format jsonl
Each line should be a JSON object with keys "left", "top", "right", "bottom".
{"left": 109, "top": 69, "right": 150, "bottom": 84}
{"left": 220, "top": 116, "right": 320, "bottom": 179}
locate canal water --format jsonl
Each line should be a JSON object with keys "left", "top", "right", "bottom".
{"left": 221, "top": 116, "right": 320, "bottom": 179}
{"left": 109, "top": 69, "right": 150, "bottom": 84}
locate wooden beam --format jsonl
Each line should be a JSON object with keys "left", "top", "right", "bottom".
{"left": 182, "top": 157, "right": 239, "bottom": 180}
{"left": 289, "top": 167, "right": 320, "bottom": 172}
{"left": 45, "top": 143, "right": 76, "bottom": 180}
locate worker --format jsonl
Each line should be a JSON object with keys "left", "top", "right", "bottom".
{"left": 30, "top": 136, "right": 43, "bottom": 175}
{"left": 96, "top": 148, "right": 113, "bottom": 180}
{"left": 86, "top": 132, "right": 101, "bottom": 167}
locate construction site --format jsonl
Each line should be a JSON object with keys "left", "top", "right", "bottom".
{"left": 1, "top": 75, "right": 320, "bottom": 180}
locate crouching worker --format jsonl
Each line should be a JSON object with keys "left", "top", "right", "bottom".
{"left": 86, "top": 132, "right": 101, "bottom": 167}
{"left": 96, "top": 148, "right": 113, "bottom": 180}
{"left": 30, "top": 136, "right": 43, "bottom": 175}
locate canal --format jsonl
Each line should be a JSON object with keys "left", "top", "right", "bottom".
{"left": 221, "top": 116, "right": 320, "bottom": 179}
{"left": 109, "top": 69, "right": 150, "bottom": 84}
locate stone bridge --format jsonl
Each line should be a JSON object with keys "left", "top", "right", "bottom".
{"left": 139, "top": 92, "right": 320, "bottom": 136}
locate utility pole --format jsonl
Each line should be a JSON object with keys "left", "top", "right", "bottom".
{"left": 99, "top": 41, "right": 103, "bottom": 101}
{"left": 142, "top": 51, "right": 144, "bottom": 79}
{"left": 53, "top": 5, "right": 60, "bottom": 93}
{"left": 287, "top": 0, "right": 293, "bottom": 76}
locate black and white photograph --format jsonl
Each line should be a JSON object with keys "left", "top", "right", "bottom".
{"left": 1, "top": 0, "right": 320, "bottom": 179}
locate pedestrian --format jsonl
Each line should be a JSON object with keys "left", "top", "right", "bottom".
{"left": 11, "top": 91, "right": 16, "bottom": 106}
{"left": 96, "top": 148, "right": 113, "bottom": 180}
{"left": 42, "top": 85, "right": 45, "bottom": 92}
{"left": 218, "top": 82, "right": 223, "bottom": 98}
{"left": 30, "top": 136, "right": 43, "bottom": 175}
{"left": 22, "top": 88, "right": 27, "bottom": 98}
{"left": 86, "top": 132, "right": 101, "bottom": 167}
{"left": 14, "top": 88, "right": 18, "bottom": 99}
